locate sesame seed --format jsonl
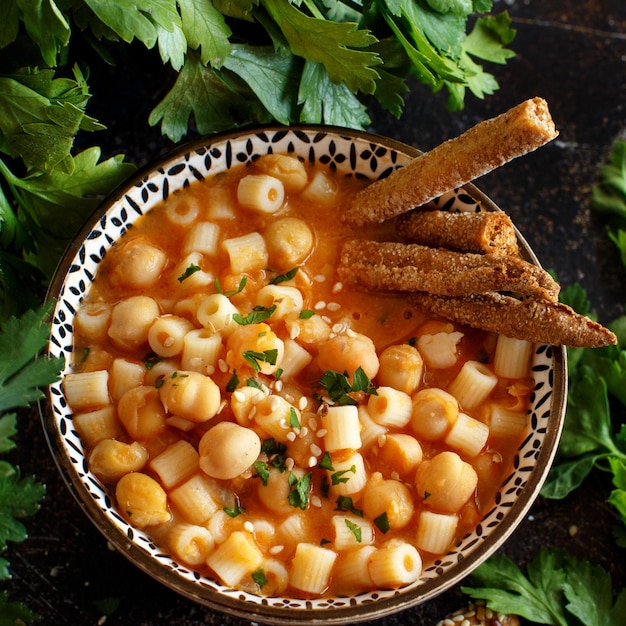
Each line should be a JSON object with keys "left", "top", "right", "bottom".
{"left": 286, "top": 432, "right": 296, "bottom": 442}
{"left": 285, "top": 393, "right": 296, "bottom": 404}
{"left": 316, "top": 429, "right": 328, "bottom": 438}
{"left": 285, "top": 457, "right": 295, "bottom": 471}
{"left": 244, "top": 521, "right": 254, "bottom": 533}
{"left": 308, "top": 417, "right": 318, "bottom": 431}
{"left": 205, "top": 365, "right": 215, "bottom": 375}
{"left": 279, "top": 418, "right": 288, "bottom": 429}
{"left": 298, "top": 396, "right": 308, "bottom": 411}
{"left": 218, "top": 359, "right": 228, "bottom": 373}
{"left": 332, "top": 282, "right": 343, "bottom": 293}
{"left": 274, "top": 380, "right": 284, "bottom": 392}
{"left": 310, "top": 443, "right": 322, "bottom": 457}
{"left": 314, "top": 274, "right": 326, "bottom": 282}
{"left": 308, "top": 456, "right": 317, "bottom": 467}
{"left": 327, "top": 302, "right": 341, "bottom": 312}
{"left": 269, "top": 545, "right": 284, "bottom": 555}
{"left": 270, "top": 396, "right": 280, "bottom": 411}
{"left": 314, "top": 301, "right": 326, "bottom": 310}
{"left": 299, "top": 426, "right": 309, "bottom": 438}
{"left": 311, "top": 495, "right": 322, "bottom": 508}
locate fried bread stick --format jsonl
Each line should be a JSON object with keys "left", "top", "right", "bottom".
{"left": 396, "top": 209, "right": 520, "bottom": 256}
{"left": 344, "top": 97, "right": 558, "bottom": 226}
{"left": 338, "top": 239, "right": 560, "bottom": 301}
{"left": 409, "top": 291, "right": 616, "bottom": 348}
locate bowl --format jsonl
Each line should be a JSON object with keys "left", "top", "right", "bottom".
{"left": 42, "top": 126, "right": 567, "bottom": 624}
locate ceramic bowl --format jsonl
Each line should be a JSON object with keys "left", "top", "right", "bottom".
{"left": 42, "top": 126, "right": 567, "bottom": 624}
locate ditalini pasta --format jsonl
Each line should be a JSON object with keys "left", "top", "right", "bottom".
{"left": 65, "top": 153, "right": 535, "bottom": 599}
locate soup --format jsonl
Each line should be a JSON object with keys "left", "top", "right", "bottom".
{"left": 63, "top": 153, "right": 532, "bottom": 598}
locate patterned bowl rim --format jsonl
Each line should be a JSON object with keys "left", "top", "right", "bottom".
{"left": 41, "top": 125, "right": 567, "bottom": 625}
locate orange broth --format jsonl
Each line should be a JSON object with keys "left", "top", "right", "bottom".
{"left": 68, "top": 155, "right": 532, "bottom": 598}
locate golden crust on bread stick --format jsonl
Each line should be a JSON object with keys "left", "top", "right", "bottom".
{"left": 338, "top": 239, "right": 560, "bottom": 301}
{"left": 409, "top": 291, "right": 616, "bottom": 348}
{"left": 344, "top": 97, "right": 558, "bottom": 226}
{"left": 396, "top": 209, "right": 520, "bottom": 256}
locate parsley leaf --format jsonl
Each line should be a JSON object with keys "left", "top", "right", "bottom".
{"left": 233, "top": 305, "right": 276, "bottom": 325}
{"left": 0, "top": 303, "right": 64, "bottom": 413}
{"left": 463, "top": 549, "right": 626, "bottom": 626}
{"left": 319, "top": 367, "right": 377, "bottom": 405}
{"left": 288, "top": 471, "right": 311, "bottom": 510}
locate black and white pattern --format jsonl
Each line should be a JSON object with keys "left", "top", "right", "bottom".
{"left": 43, "top": 127, "right": 566, "bottom": 622}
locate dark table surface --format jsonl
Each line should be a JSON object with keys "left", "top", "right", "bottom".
{"left": 8, "top": 1, "right": 626, "bottom": 624}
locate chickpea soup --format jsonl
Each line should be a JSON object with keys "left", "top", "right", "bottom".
{"left": 63, "top": 153, "right": 533, "bottom": 599}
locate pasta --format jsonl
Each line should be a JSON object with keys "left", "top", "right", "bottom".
{"left": 65, "top": 153, "right": 537, "bottom": 600}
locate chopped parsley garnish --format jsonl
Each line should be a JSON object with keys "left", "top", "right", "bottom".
{"left": 243, "top": 348, "right": 278, "bottom": 373}
{"left": 233, "top": 305, "right": 276, "bottom": 325}
{"left": 226, "top": 371, "right": 240, "bottom": 392}
{"left": 142, "top": 353, "right": 164, "bottom": 370}
{"left": 215, "top": 276, "right": 247, "bottom": 297}
{"left": 288, "top": 472, "right": 312, "bottom": 510}
{"left": 253, "top": 461, "right": 271, "bottom": 486}
{"left": 319, "top": 367, "right": 377, "bottom": 405}
{"left": 269, "top": 267, "right": 299, "bottom": 285}
{"left": 345, "top": 518, "right": 362, "bottom": 542}
{"left": 223, "top": 505, "right": 245, "bottom": 518}
{"left": 318, "top": 452, "right": 334, "bottom": 471}
{"left": 335, "top": 496, "right": 362, "bottom": 517}
{"left": 260, "top": 438, "right": 288, "bottom": 473}
{"left": 331, "top": 465, "right": 356, "bottom": 485}
{"left": 374, "top": 512, "right": 390, "bottom": 534}
{"left": 288, "top": 407, "right": 300, "bottom": 429}
{"left": 177, "top": 263, "right": 201, "bottom": 282}
{"left": 251, "top": 568, "right": 268, "bottom": 588}
{"left": 246, "top": 377, "right": 263, "bottom": 390}
{"left": 299, "top": 309, "right": 315, "bottom": 319}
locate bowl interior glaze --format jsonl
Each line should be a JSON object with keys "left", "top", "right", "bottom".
{"left": 43, "top": 127, "right": 567, "bottom": 625}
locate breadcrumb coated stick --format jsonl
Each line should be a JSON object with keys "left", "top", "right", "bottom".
{"left": 409, "top": 291, "right": 617, "bottom": 348}
{"left": 338, "top": 239, "right": 560, "bottom": 301}
{"left": 396, "top": 210, "right": 520, "bottom": 256}
{"left": 344, "top": 97, "right": 558, "bottom": 226}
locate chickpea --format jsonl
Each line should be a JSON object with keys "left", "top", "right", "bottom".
{"left": 109, "top": 237, "right": 167, "bottom": 289}
{"left": 199, "top": 422, "right": 261, "bottom": 480}
{"left": 255, "top": 154, "right": 308, "bottom": 192}
{"left": 116, "top": 472, "right": 170, "bottom": 528}
{"left": 107, "top": 295, "right": 160, "bottom": 352}
{"left": 377, "top": 434, "right": 422, "bottom": 477}
{"left": 377, "top": 344, "right": 423, "bottom": 394}
{"left": 409, "top": 387, "right": 459, "bottom": 441}
{"left": 89, "top": 439, "right": 148, "bottom": 483}
{"left": 118, "top": 385, "right": 167, "bottom": 440}
{"left": 362, "top": 472, "right": 414, "bottom": 530}
{"left": 158, "top": 370, "right": 221, "bottom": 423}
{"left": 265, "top": 217, "right": 314, "bottom": 269}
{"left": 414, "top": 451, "right": 478, "bottom": 513}
{"left": 317, "top": 332, "right": 379, "bottom": 381}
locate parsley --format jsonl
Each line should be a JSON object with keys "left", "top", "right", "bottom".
{"left": 319, "top": 367, "right": 377, "bottom": 405}
{"left": 251, "top": 568, "right": 268, "bottom": 588}
{"left": 374, "top": 512, "right": 390, "bottom": 534}
{"left": 541, "top": 282, "right": 626, "bottom": 544}
{"left": 253, "top": 461, "right": 271, "bottom": 486}
{"left": 299, "top": 309, "right": 316, "bottom": 319}
{"left": 462, "top": 548, "right": 626, "bottom": 626}
{"left": 223, "top": 505, "right": 245, "bottom": 518}
{"left": 234, "top": 306, "right": 276, "bottom": 325}
{"left": 331, "top": 465, "right": 356, "bottom": 485}
{"left": 215, "top": 276, "right": 247, "bottom": 298}
{"left": 177, "top": 263, "right": 201, "bottom": 282}
{"left": 288, "top": 407, "right": 300, "bottom": 429}
{"left": 269, "top": 267, "right": 299, "bottom": 285}
{"left": 0, "top": 303, "right": 64, "bottom": 413}
{"left": 344, "top": 518, "right": 362, "bottom": 543}
{"left": 226, "top": 371, "right": 240, "bottom": 392}
{"left": 318, "top": 452, "right": 334, "bottom": 471}
{"left": 335, "top": 495, "right": 362, "bottom": 517}
{"left": 288, "top": 471, "right": 312, "bottom": 510}
{"left": 243, "top": 349, "right": 278, "bottom": 373}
